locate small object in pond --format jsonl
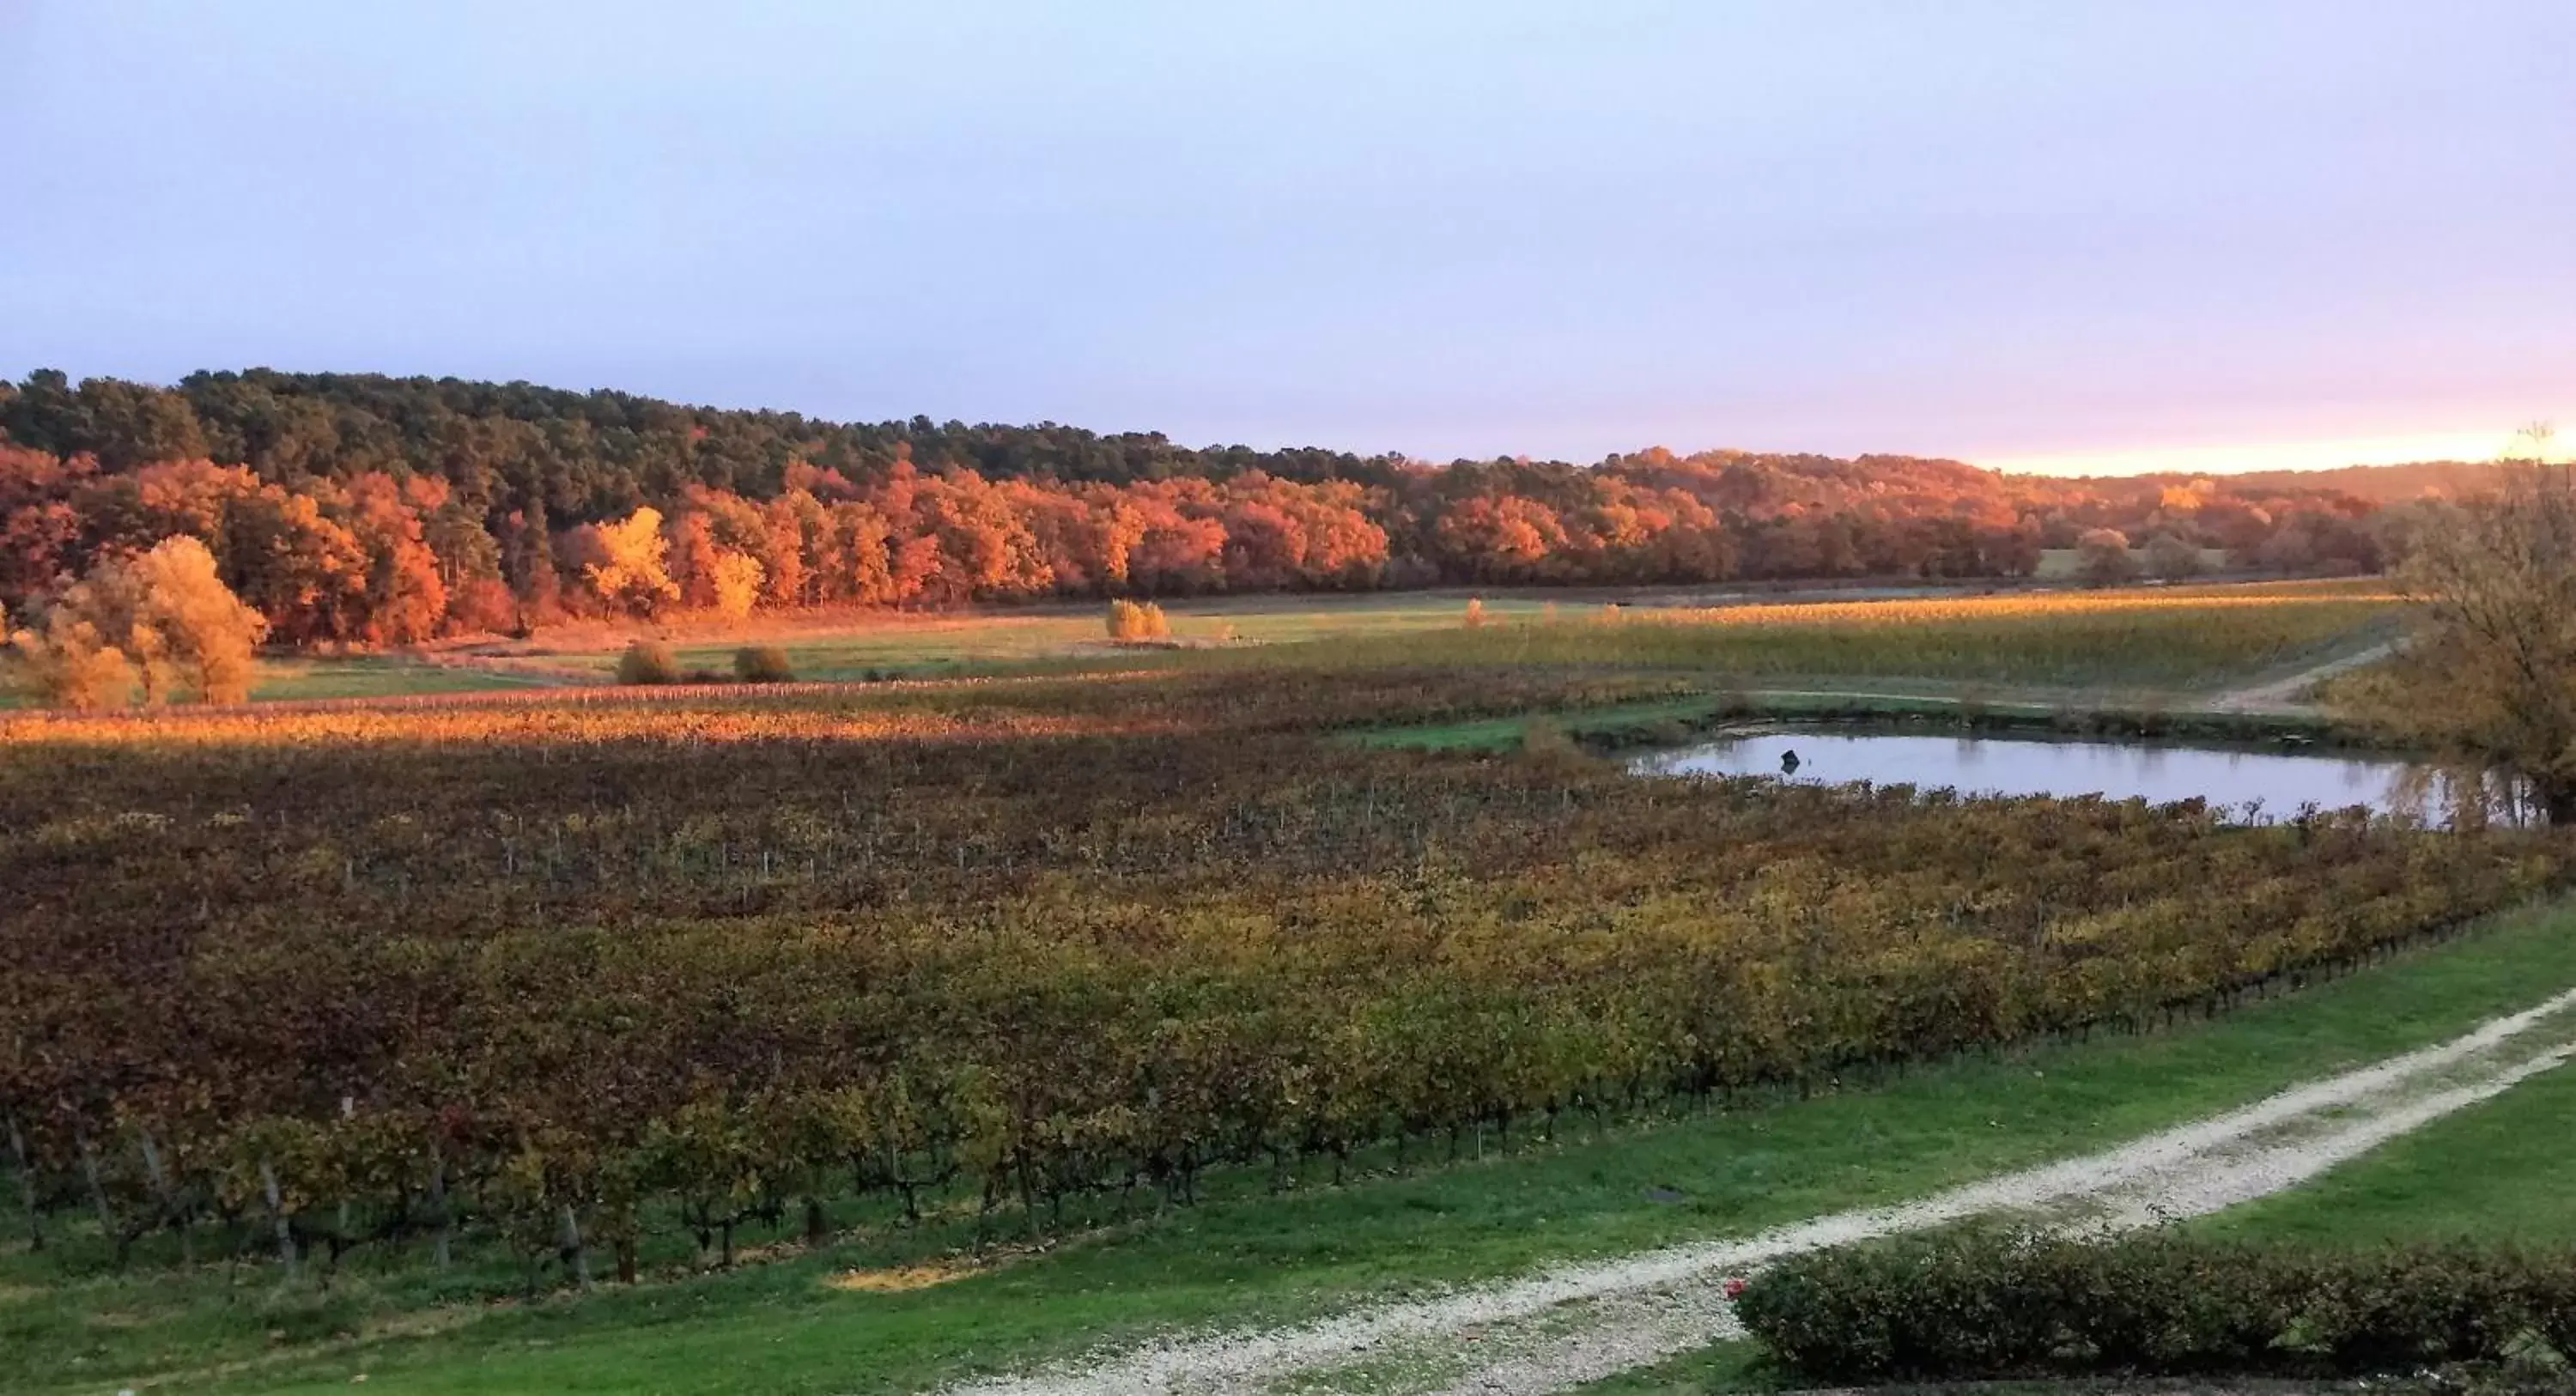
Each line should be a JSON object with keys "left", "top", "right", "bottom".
{"left": 1779, "top": 748, "right": 1801, "bottom": 775}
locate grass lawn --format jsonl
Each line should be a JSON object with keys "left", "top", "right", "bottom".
{"left": 2199, "top": 1051, "right": 2576, "bottom": 1248}
{"left": 15, "top": 899, "right": 2576, "bottom": 1396}
{"left": 2034, "top": 545, "right": 2233, "bottom": 580}
{"left": 246, "top": 656, "right": 547, "bottom": 701}
{"left": 0, "top": 655, "right": 538, "bottom": 710}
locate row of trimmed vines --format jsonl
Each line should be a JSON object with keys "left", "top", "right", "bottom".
{"left": 1, "top": 671, "right": 2558, "bottom": 1288}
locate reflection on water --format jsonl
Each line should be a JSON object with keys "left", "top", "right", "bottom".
{"left": 1629, "top": 730, "right": 2527, "bottom": 828}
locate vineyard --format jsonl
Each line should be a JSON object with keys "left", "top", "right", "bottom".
{"left": 0, "top": 649, "right": 2552, "bottom": 1312}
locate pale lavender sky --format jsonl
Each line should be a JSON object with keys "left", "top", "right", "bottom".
{"left": 3, "top": 1, "right": 2571, "bottom": 470}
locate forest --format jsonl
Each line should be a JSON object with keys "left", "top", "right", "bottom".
{"left": 0, "top": 368, "right": 2417, "bottom": 649}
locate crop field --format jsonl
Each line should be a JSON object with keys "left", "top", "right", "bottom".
{"left": 450, "top": 579, "right": 2398, "bottom": 695}
{"left": 444, "top": 592, "right": 1576, "bottom": 686}
{"left": 0, "top": 580, "right": 2549, "bottom": 1396}
{"left": 1242, "top": 581, "right": 2401, "bottom": 691}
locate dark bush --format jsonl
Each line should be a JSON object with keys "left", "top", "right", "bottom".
{"left": 1735, "top": 1229, "right": 2576, "bottom": 1384}
{"left": 615, "top": 640, "right": 681, "bottom": 685}
{"left": 733, "top": 646, "right": 795, "bottom": 683}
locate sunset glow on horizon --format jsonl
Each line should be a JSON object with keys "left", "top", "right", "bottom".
{"left": 1978, "top": 426, "right": 2567, "bottom": 478}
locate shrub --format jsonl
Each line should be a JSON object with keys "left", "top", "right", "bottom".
{"left": 1517, "top": 717, "right": 1589, "bottom": 772}
{"left": 446, "top": 578, "right": 522, "bottom": 635}
{"left": 1463, "top": 597, "right": 1488, "bottom": 628}
{"left": 1735, "top": 1229, "right": 2576, "bottom": 1384}
{"left": 616, "top": 640, "right": 681, "bottom": 685}
{"left": 732, "top": 646, "right": 794, "bottom": 683}
{"left": 5, "top": 613, "right": 138, "bottom": 710}
{"left": 2146, "top": 531, "right": 2206, "bottom": 580}
{"left": 2077, "top": 527, "right": 2140, "bottom": 586}
{"left": 1107, "top": 598, "right": 1170, "bottom": 641}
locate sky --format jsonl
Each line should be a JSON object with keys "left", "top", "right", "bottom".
{"left": 3, "top": 1, "right": 2572, "bottom": 474}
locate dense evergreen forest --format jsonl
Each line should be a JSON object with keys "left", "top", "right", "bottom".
{"left": 1, "top": 368, "right": 2428, "bottom": 647}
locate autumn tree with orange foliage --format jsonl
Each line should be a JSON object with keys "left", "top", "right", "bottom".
{"left": 341, "top": 473, "right": 449, "bottom": 644}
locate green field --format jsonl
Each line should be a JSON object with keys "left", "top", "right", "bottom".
{"left": 0, "top": 655, "right": 539, "bottom": 710}
{"left": 2202, "top": 1056, "right": 2576, "bottom": 1247}
{"left": 2032, "top": 544, "right": 2233, "bottom": 580}
{"left": 453, "top": 592, "right": 1570, "bottom": 684}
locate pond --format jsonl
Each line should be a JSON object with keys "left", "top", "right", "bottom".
{"left": 1629, "top": 728, "right": 2524, "bottom": 827}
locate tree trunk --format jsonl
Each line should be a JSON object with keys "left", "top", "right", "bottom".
{"left": 6, "top": 1117, "right": 41, "bottom": 1253}
{"left": 76, "top": 1134, "right": 119, "bottom": 1261}
{"left": 2541, "top": 776, "right": 2576, "bottom": 827}
{"left": 139, "top": 1131, "right": 191, "bottom": 1265}
{"left": 429, "top": 1153, "right": 452, "bottom": 1269}
{"left": 559, "top": 1204, "right": 590, "bottom": 1290}
{"left": 259, "top": 1159, "right": 298, "bottom": 1278}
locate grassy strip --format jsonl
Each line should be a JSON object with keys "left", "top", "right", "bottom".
{"left": 5, "top": 898, "right": 2566, "bottom": 1396}
{"left": 246, "top": 657, "right": 548, "bottom": 701}
{"left": 0, "top": 656, "right": 538, "bottom": 710}
{"left": 1565, "top": 1343, "right": 1765, "bottom": 1394}
{"left": 1353, "top": 689, "right": 2345, "bottom": 755}
{"left": 2199, "top": 1055, "right": 2576, "bottom": 1247}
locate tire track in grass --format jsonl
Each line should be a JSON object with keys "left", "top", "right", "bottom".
{"left": 934, "top": 986, "right": 2576, "bottom": 1396}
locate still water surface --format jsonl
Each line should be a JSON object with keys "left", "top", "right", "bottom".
{"left": 1630, "top": 729, "right": 2512, "bottom": 825}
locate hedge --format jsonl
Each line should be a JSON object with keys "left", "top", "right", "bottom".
{"left": 1735, "top": 1229, "right": 2576, "bottom": 1382}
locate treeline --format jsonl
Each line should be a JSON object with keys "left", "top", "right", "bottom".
{"left": 2, "top": 367, "right": 2410, "bottom": 646}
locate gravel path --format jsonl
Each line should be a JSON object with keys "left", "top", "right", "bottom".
{"left": 936, "top": 986, "right": 2576, "bottom": 1396}
{"left": 2205, "top": 638, "right": 2401, "bottom": 714}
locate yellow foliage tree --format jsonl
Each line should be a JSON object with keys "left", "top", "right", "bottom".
{"left": 5, "top": 610, "right": 138, "bottom": 710}
{"left": 709, "top": 551, "right": 765, "bottom": 621}
{"left": 581, "top": 507, "right": 680, "bottom": 616}
{"left": 4, "top": 537, "right": 264, "bottom": 707}
{"left": 1106, "top": 598, "right": 1170, "bottom": 640}
{"left": 129, "top": 536, "right": 267, "bottom": 703}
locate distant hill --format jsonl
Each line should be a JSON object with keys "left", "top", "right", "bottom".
{"left": 0, "top": 367, "right": 2427, "bottom": 646}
